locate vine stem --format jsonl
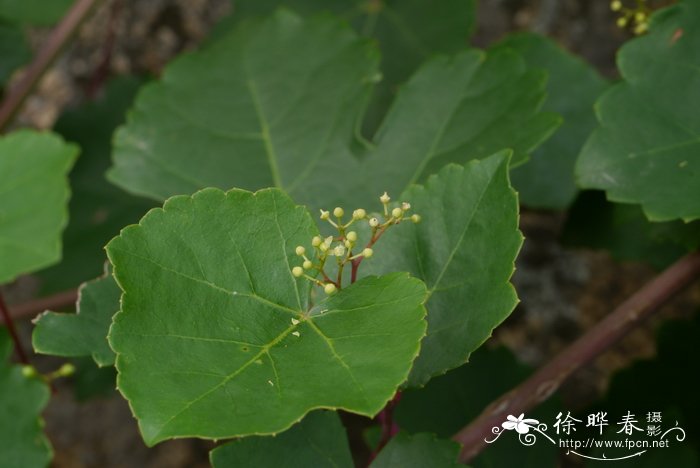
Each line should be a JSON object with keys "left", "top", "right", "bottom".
{"left": 0, "top": 288, "right": 78, "bottom": 324}
{"left": 0, "top": 0, "right": 100, "bottom": 131}
{"left": 452, "top": 251, "right": 700, "bottom": 463}
{"left": 0, "top": 290, "right": 30, "bottom": 364}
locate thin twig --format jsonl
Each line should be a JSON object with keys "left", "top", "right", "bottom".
{"left": 0, "top": 0, "right": 101, "bottom": 131}
{"left": 0, "top": 288, "right": 78, "bottom": 323}
{"left": 0, "top": 291, "right": 30, "bottom": 364}
{"left": 453, "top": 251, "right": 700, "bottom": 463}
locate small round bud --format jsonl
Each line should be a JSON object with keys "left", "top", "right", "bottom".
{"left": 346, "top": 231, "right": 358, "bottom": 242}
{"left": 292, "top": 266, "right": 304, "bottom": 277}
{"left": 324, "top": 283, "right": 337, "bottom": 295}
{"left": 634, "top": 11, "right": 645, "bottom": 22}
{"left": 295, "top": 246, "right": 305, "bottom": 256}
{"left": 320, "top": 210, "right": 330, "bottom": 220}
{"left": 401, "top": 202, "right": 411, "bottom": 210}
{"left": 610, "top": 0, "right": 622, "bottom": 11}
{"left": 21, "top": 366, "right": 37, "bottom": 378}
{"left": 303, "top": 260, "right": 313, "bottom": 269}
{"left": 333, "top": 207, "right": 344, "bottom": 218}
{"left": 369, "top": 217, "right": 379, "bottom": 228}
{"left": 56, "top": 363, "right": 76, "bottom": 377}
{"left": 617, "top": 16, "right": 628, "bottom": 28}
{"left": 391, "top": 207, "right": 403, "bottom": 218}
{"left": 362, "top": 248, "right": 373, "bottom": 258}
{"left": 380, "top": 192, "right": 391, "bottom": 204}
{"left": 319, "top": 243, "right": 329, "bottom": 252}
{"left": 411, "top": 214, "right": 421, "bottom": 223}
{"left": 344, "top": 240, "right": 353, "bottom": 248}
{"left": 634, "top": 22, "right": 648, "bottom": 34}
{"left": 353, "top": 208, "right": 367, "bottom": 219}
{"left": 311, "top": 236, "right": 322, "bottom": 247}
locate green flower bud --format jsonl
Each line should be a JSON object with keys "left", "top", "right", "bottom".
{"left": 610, "top": 0, "right": 622, "bottom": 11}
{"left": 369, "top": 217, "right": 379, "bottom": 228}
{"left": 333, "top": 207, "right": 344, "bottom": 218}
{"left": 21, "top": 366, "right": 37, "bottom": 378}
{"left": 324, "top": 283, "right": 337, "bottom": 295}
{"left": 363, "top": 248, "right": 373, "bottom": 258}
{"left": 391, "top": 207, "right": 403, "bottom": 218}
{"left": 292, "top": 266, "right": 304, "bottom": 277}
{"left": 411, "top": 214, "right": 421, "bottom": 223}
{"left": 311, "top": 236, "right": 322, "bottom": 247}
{"left": 617, "top": 16, "right": 628, "bottom": 27}
{"left": 352, "top": 208, "right": 367, "bottom": 219}
{"left": 346, "top": 231, "right": 358, "bottom": 242}
{"left": 295, "top": 246, "right": 305, "bottom": 256}
{"left": 303, "top": 260, "right": 313, "bottom": 269}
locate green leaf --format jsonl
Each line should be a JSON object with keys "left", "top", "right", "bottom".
{"left": 395, "top": 347, "right": 561, "bottom": 468}
{"left": 33, "top": 271, "right": 120, "bottom": 367}
{"left": 0, "top": 130, "right": 78, "bottom": 284}
{"left": 371, "top": 432, "right": 463, "bottom": 468}
{"left": 493, "top": 32, "right": 608, "bottom": 210}
{"left": 562, "top": 191, "right": 700, "bottom": 269}
{"left": 0, "top": 328, "right": 52, "bottom": 468}
{"left": 108, "top": 10, "right": 559, "bottom": 211}
{"left": 576, "top": 0, "right": 700, "bottom": 222}
{"left": 363, "top": 152, "right": 522, "bottom": 386}
{"left": 210, "top": 411, "right": 353, "bottom": 468}
{"left": 0, "top": 21, "right": 30, "bottom": 86}
{"left": 37, "top": 77, "right": 154, "bottom": 294}
{"left": 106, "top": 187, "right": 427, "bottom": 445}
{"left": 0, "top": 0, "right": 72, "bottom": 25}
{"left": 227, "top": 0, "right": 477, "bottom": 133}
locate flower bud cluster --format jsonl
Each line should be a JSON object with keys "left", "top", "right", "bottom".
{"left": 611, "top": 0, "right": 649, "bottom": 35}
{"left": 290, "top": 192, "right": 421, "bottom": 294}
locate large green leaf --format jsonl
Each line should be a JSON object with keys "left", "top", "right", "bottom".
{"left": 494, "top": 33, "right": 608, "bottom": 210}
{"left": 576, "top": 0, "right": 700, "bottom": 222}
{"left": 371, "top": 432, "right": 463, "bottom": 467}
{"left": 227, "top": 0, "right": 476, "bottom": 133}
{"left": 210, "top": 411, "right": 353, "bottom": 468}
{"left": 108, "top": 10, "right": 559, "bottom": 210}
{"left": 107, "top": 187, "right": 427, "bottom": 445}
{"left": 0, "top": 21, "right": 30, "bottom": 86}
{"left": 0, "top": 328, "right": 52, "bottom": 468}
{"left": 363, "top": 152, "right": 522, "bottom": 386}
{"left": 395, "top": 347, "right": 560, "bottom": 468}
{"left": 0, "top": 130, "right": 78, "bottom": 284}
{"left": 38, "top": 77, "right": 154, "bottom": 294}
{"left": 0, "top": 0, "right": 72, "bottom": 25}
{"left": 33, "top": 271, "right": 120, "bottom": 367}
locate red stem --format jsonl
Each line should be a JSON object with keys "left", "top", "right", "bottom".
{"left": 452, "top": 251, "right": 700, "bottom": 463}
{"left": 0, "top": 291, "right": 30, "bottom": 364}
{"left": 0, "top": 288, "right": 78, "bottom": 324}
{"left": 367, "top": 392, "right": 402, "bottom": 464}
{"left": 0, "top": 0, "right": 100, "bottom": 131}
